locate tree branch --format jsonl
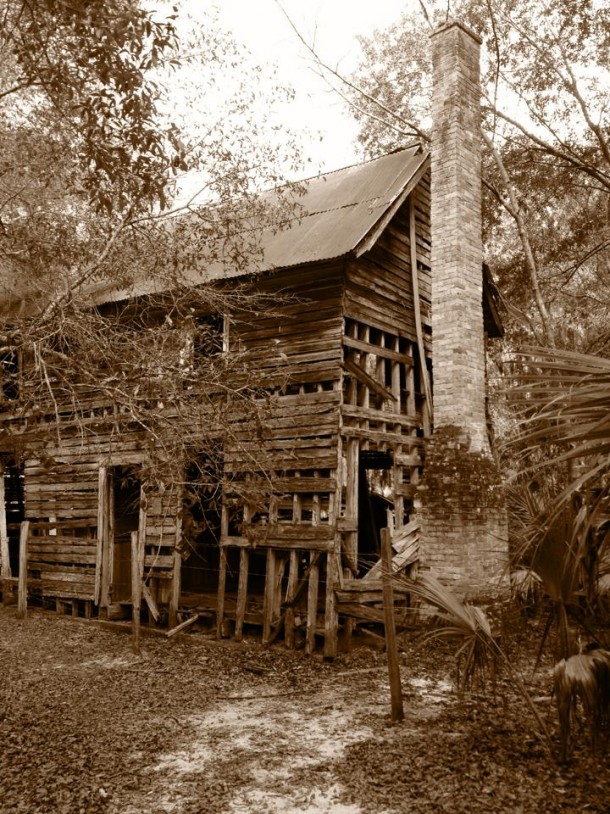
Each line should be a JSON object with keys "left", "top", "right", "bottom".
{"left": 274, "top": 0, "right": 430, "bottom": 144}
{"left": 481, "top": 130, "right": 554, "bottom": 345}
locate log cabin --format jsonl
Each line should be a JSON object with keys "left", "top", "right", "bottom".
{"left": 0, "top": 21, "right": 507, "bottom": 656}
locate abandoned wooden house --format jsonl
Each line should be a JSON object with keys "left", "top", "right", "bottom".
{"left": 0, "top": 21, "right": 507, "bottom": 656}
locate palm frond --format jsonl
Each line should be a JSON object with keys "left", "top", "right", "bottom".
{"left": 507, "top": 348, "right": 610, "bottom": 492}
{"left": 399, "top": 572, "right": 553, "bottom": 751}
{"left": 554, "top": 648, "right": 610, "bottom": 761}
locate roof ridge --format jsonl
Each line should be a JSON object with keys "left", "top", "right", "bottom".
{"left": 292, "top": 142, "right": 424, "bottom": 188}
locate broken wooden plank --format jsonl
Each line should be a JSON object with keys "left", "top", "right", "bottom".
{"left": 142, "top": 583, "right": 160, "bottom": 622}
{"left": 167, "top": 613, "right": 200, "bottom": 638}
{"left": 362, "top": 522, "right": 420, "bottom": 582}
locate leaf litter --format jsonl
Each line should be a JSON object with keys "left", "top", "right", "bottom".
{"left": 1, "top": 606, "right": 610, "bottom": 813}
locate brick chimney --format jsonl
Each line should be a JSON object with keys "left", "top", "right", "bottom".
{"left": 430, "top": 20, "right": 487, "bottom": 452}
{"left": 416, "top": 20, "right": 508, "bottom": 596}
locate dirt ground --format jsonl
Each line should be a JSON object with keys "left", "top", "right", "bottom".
{"left": 1, "top": 606, "right": 610, "bottom": 814}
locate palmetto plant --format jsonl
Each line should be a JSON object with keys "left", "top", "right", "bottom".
{"left": 554, "top": 647, "right": 610, "bottom": 762}
{"left": 507, "top": 346, "right": 610, "bottom": 545}
{"left": 405, "top": 574, "right": 498, "bottom": 692}
{"left": 507, "top": 347, "right": 610, "bottom": 636}
{"left": 506, "top": 346, "right": 610, "bottom": 757}
{"left": 401, "top": 573, "right": 553, "bottom": 752}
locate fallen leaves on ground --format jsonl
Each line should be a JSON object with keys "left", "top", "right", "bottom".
{"left": 1, "top": 607, "right": 609, "bottom": 813}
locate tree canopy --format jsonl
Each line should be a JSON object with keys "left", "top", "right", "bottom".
{"left": 346, "top": 0, "right": 610, "bottom": 351}
{"left": 0, "top": 0, "right": 303, "bottom": 486}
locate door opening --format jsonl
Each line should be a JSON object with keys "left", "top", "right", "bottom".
{"left": 110, "top": 467, "right": 141, "bottom": 603}
{"left": 181, "top": 454, "right": 222, "bottom": 594}
{"left": 357, "top": 450, "right": 393, "bottom": 576}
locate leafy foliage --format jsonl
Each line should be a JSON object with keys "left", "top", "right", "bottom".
{"left": 346, "top": 0, "right": 610, "bottom": 349}
{"left": 0, "top": 0, "right": 304, "bottom": 494}
{"left": 2, "top": 0, "right": 185, "bottom": 216}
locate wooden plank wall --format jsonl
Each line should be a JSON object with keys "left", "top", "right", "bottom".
{"left": 342, "top": 180, "right": 431, "bottom": 575}
{"left": 20, "top": 413, "right": 181, "bottom": 613}
{"left": 2, "top": 176, "right": 432, "bottom": 656}
{"left": 219, "top": 264, "right": 345, "bottom": 656}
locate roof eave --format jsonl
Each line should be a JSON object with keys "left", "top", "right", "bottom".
{"left": 352, "top": 151, "right": 430, "bottom": 259}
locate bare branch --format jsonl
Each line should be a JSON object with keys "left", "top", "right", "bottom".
{"left": 274, "top": 0, "right": 430, "bottom": 144}
{"left": 484, "top": 103, "right": 610, "bottom": 192}
{"left": 481, "top": 130, "right": 554, "bottom": 345}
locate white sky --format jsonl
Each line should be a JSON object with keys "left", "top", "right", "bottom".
{"left": 174, "top": 0, "right": 420, "bottom": 175}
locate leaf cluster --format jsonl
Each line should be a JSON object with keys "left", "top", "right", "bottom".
{"left": 2, "top": 0, "right": 186, "bottom": 215}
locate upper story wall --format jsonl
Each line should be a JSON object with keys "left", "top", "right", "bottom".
{"left": 344, "top": 173, "right": 431, "bottom": 347}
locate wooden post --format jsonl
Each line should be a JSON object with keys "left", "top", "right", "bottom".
{"left": 305, "top": 552, "right": 319, "bottom": 655}
{"left": 16, "top": 520, "right": 29, "bottom": 620}
{"left": 169, "top": 516, "right": 182, "bottom": 629}
{"left": 323, "top": 547, "right": 339, "bottom": 660}
{"left": 131, "top": 530, "right": 143, "bottom": 654}
{"left": 234, "top": 547, "right": 249, "bottom": 642}
{"left": 101, "top": 469, "right": 114, "bottom": 609}
{"left": 262, "top": 548, "right": 277, "bottom": 645}
{"left": 409, "top": 194, "right": 432, "bottom": 433}
{"left": 284, "top": 550, "right": 299, "bottom": 648}
{"left": 95, "top": 465, "right": 107, "bottom": 606}
{"left": 0, "top": 460, "right": 11, "bottom": 604}
{"left": 216, "top": 545, "right": 227, "bottom": 639}
{"left": 381, "top": 528, "right": 404, "bottom": 722}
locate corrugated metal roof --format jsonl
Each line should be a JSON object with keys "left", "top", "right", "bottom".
{"left": 93, "top": 145, "right": 429, "bottom": 304}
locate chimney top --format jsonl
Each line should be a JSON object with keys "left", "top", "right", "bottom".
{"left": 430, "top": 18, "right": 482, "bottom": 46}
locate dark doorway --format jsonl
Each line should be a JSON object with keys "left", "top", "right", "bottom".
{"left": 110, "top": 467, "right": 141, "bottom": 603}
{"left": 4, "top": 458, "right": 24, "bottom": 576}
{"left": 358, "top": 450, "right": 393, "bottom": 576}
{"left": 181, "top": 454, "right": 223, "bottom": 593}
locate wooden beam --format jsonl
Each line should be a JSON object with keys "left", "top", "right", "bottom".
{"left": 16, "top": 520, "right": 29, "bottom": 620}
{"left": 167, "top": 613, "right": 199, "bottom": 638}
{"left": 381, "top": 529, "right": 404, "bottom": 722}
{"left": 142, "top": 583, "right": 160, "bottom": 623}
{"left": 0, "top": 460, "right": 11, "bottom": 604}
{"left": 409, "top": 194, "right": 433, "bottom": 432}
{"left": 216, "top": 504, "right": 229, "bottom": 639}
{"left": 234, "top": 547, "right": 249, "bottom": 642}
{"left": 131, "top": 530, "right": 143, "bottom": 654}
{"left": 101, "top": 469, "right": 114, "bottom": 608}
{"left": 284, "top": 549, "right": 299, "bottom": 648}
{"left": 344, "top": 438, "right": 359, "bottom": 577}
{"left": 169, "top": 517, "right": 182, "bottom": 629}
{"left": 305, "top": 552, "right": 319, "bottom": 656}
{"left": 262, "top": 549, "right": 277, "bottom": 645}
{"left": 216, "top": 546, "right": 227, "bottom": 639}
{"left": 342, "top": 360, "right": 398, "bottom": 404}
{"left": 323, "top": 548, "right": 339, "bottom": 659}
{"left": 94, "top": 465, "right": 106, "bottom": 606}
